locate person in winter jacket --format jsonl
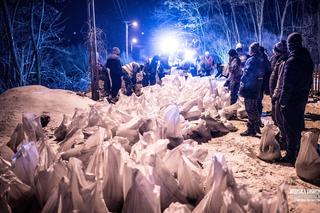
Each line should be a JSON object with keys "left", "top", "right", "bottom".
{"left": 145, "top": 55, "right": 161, "bottom": 85}
{"left": 279, "top": 32, "right": 314, "bottom": 165}
{"left": 236, "top": 43, "right": 250, "bottom": 69}
{"left": 257, "top": 46, "right": 271, "bottom": 126}
{"left": 121, "top": 62, "right": 141, "bottom": 96}
{"left": 105, "top": 47, "right": 123, "bottom": 101}
{"left": 226, "top": 49, "right": 242, "bottom": 105}
{"left": 239, "top": 42, "right": 265, "bottom": 136}
{"left": 268, "top": 41, "right": 289, "bottom": 149}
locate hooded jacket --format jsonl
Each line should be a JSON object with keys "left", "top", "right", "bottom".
{"left": 106, "top": 53, "right": 123, "bottom": 78}
{"left": 279, "top": 47, "right": 314, "bottom": 106}
{"left": 239, "top": 53, "right": 265, "bottom": 99}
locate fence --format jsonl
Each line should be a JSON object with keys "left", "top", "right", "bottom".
{"left": 311, "top": 64, "right": 320, "bottom": 96}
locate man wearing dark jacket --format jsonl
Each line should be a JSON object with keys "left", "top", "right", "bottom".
{"left": 279, "top": 32, "right": 314, "bottom": 164}
{"left": 239, "top": 42, "right": 265, "bottom": 136}
{"left": 269, "top": 41, "right": 288, "bottom": 149}
{"left": 105, "top": 47, "right": 123, "bottom": 100}
{"left": 226, "top": 49, "right": 242, "bottom": 105}
{"left": 257, "top": 46, "right": 271, "bottom": 125}
{"left": 269, "top": 40, "right": 288, "bottom": 124}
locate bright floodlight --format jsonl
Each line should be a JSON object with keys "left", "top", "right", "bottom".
{"left": 184, "top": 49, "right": 196, "bottom": 61}
{"left": 160, "top": 36, "right": 179, "bottom": 53}
{"left": 132, "top": 21, "right": 138, "bottom": 27}
{"left": 132, "top": 38, "right": 138, "bottom": 43}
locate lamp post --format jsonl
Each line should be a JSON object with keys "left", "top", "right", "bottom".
{"left": 131, "top": 38, "right": 138, "bottom": 53}
{"left": 125, "top": 21, "right": 138, "bottom": 60}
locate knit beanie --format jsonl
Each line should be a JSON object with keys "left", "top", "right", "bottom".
{"left": 228, "top": 49, "right": 238, "bottom": 57}
{"left": 249, "top": 42, "right": 260, "bottom": 55}
{"left": 287, "top": 32, "right": 302, "bottom": 51}
{"left": 274, "top": 40, "right": 288, "bottom": 53}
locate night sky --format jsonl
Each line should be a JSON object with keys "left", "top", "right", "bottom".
{"left": 53, "top": 0, "right": 158, "bottom": 52}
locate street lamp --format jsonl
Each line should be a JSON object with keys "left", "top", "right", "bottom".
{"left": 124, "top": 20, "right": 138, "bottom": 60}
{"left": 131, "top": 38, "right": 138, "bottom": 52}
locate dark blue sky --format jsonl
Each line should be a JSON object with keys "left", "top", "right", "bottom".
{"left": 56, "top": 0, "right": 158, "bottom": 52}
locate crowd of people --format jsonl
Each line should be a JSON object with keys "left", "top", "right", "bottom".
{"left": 101, "top": 32, "right": 314, "bottom": 166}
{"left": 225, "top": 32, "right": 314, "bottom": 165}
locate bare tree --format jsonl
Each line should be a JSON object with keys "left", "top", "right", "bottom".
{"left": 0, "top": 0, "right": 66, "bottom": 90}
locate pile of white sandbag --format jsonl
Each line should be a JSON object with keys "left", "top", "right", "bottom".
{"left": 1, "top": 75, "right": 288, "bottom": 212}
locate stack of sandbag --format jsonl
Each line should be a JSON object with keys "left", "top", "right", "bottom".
{"left": 295, "top": 131, "right": 320, "bottom": 181}
{"left": 193, "top": 154, "right": 288, "bottom": 213}
{"left": 257, "top": 123, "right": 281, "bottom": 162}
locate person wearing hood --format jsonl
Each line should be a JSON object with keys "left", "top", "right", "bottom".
{"left": 226, "top": 49, "right": 242, "bottom": 105}
{"left": 239, "top": 42, "right": 265, "bottom": 136}
{"left": 269, "top": 40, "right": 288, "bottom": 149}
{"left": 279, "top": 32, "right": 314, "bottom": 165}
{"left": 105, "top": 47, "right": 123, "bottom": 101}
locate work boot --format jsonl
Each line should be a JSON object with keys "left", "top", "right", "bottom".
{"left": 279, "top": 151, "right": 296, "bottom": 166}
{"left": 240, "top": 124, "right": 256, "bottom": 136}
{"left": 254, "top": 123, "right": 261, "bottom": 134}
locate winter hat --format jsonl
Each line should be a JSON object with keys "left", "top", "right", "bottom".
{"left": 249, "top": 42, "right": 260, "bottom": 55}
{"left": 287, "top": 32, "right": 302, "bottom": 51}
{"left": 274, "top": 40, "right": 287, "bottom": 53}
{"left": 228, "top": 49, "right": 238, "bottom": 57}
{"left": 112, "top": 47, "right": 121, "bottom": 55}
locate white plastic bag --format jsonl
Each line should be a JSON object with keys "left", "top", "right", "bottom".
{"left": 163, "top": 202, "right": 192, "bottom": 213}
{"left": 295, "top": 131, "right": 320, "bottom": 181}
{"left": 257, "top": 123, "right": 281, "bottom": 161}
{"left": 122, "top": 170, "right": 161, "bottom": 213}
{"left": 162, "top": 104, "right": 183, "bottom": 139}
{"left": 12, "top": 141, "right": 39, "bottom": 186}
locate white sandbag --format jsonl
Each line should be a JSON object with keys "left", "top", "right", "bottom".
{"left": 21, "top": 113, "right": 44, "bottom": 142}
{"left": 164, "top": 202, "right": 192, "bottom": 213}
{"left": 220, "top": 187, "right": 245, "bottom": 213}
{"left": 36, "top": 140, "right": 59, "bottom": 172}
{"left": 59, "top": 129, "right": 84, "bottom": 152}
{"left": 150, "top": 156, "right": 188, "bottom": 210}
{"left": 61, "top": 128, "right": 105, "bottom": 167}
{"left": 116, "top": 117, "right": 145, "bottom": 144}
{"left": 12, "top": 141, "right": 39, "bottom": 186}
{"left": 295, "top": 131, "right": 320, "bottom": 181}
{"left": 86, "top": 142, "right": 124, "bottom": 212}
{"left": 162, "top": 104, "right": 183, "bottom": 139}
{"left": 35, "top": 160, "right": 68, "bottom": 206}
{"left": 247, "top": 184, "right": 288, "bottom": 213}
{"left": 177, "top": 155, "right": 204, "bottom": 202}
{"left": 218, "top": 103, "right": 241, "bottom": 120}
{"left": 193, "top": 155, "right": 228, "bottom": 213}
{"left": 54, "top": 114, "right": 71, "bottom": 141}
{"left": 82, "top": 179, "right": 110, "bottom": 213}
{"left": 237, "top": 107, "right": 247, "bottom": 119}
{"left": 64, "top": 108, "right": 89, "bottom": 140}
{"left": 7, "top": 123, "right": 25, "bottom": 152}
{"left": 0, "top": 157, "right": 33, "bottom": 211}
{"left": 257, "top": 123, "right": 281, "bottom": 161}
{"left": 122, "top": 169, "right": 161, "bottom": 213}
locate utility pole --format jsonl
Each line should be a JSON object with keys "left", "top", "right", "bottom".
{"left": 87, "top": 0, "right": 99, "bottom": 101}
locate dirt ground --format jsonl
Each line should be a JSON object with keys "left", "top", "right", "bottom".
{"left": 0, "top": 86, "right": 319, "bottom": 212}
{"left": 202, "top": 96, "right": 320, "bottom": 213}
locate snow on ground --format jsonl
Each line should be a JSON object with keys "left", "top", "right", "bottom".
{"left": 0, "top": 85, "right": 95, "bottom": 144}
{"left": 0, "top": 78, "right": 319, "bottom": 212}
